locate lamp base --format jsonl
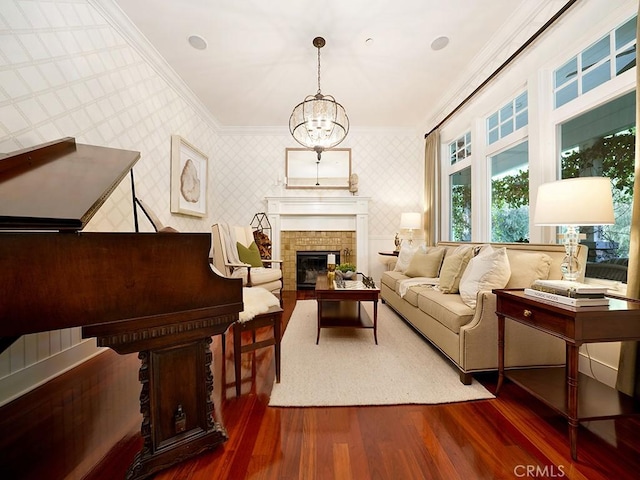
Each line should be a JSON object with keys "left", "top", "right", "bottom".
{"left": 561, "top": 254, "right": 581, "bottom": 281}
{"left": 561, "top": 225, "right": 581, "bottom": 281}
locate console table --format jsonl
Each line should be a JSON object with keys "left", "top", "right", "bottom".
{"left": 494, "top": 289, "right": 640, "bottom": 460}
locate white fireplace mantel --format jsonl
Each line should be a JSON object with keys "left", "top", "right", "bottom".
{"left": 265, "top": 196, "right": 370, "bottom": 272}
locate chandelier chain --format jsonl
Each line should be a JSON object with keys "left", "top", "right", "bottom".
{"left": 316, "top": 46, "right": 322, "bottom": 95}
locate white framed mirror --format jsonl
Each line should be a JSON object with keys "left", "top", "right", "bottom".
{"left": 285, "top": 148, "right": 351, "bottom": 189}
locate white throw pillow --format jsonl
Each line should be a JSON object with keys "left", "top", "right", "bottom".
{"left": 393, "top": 240, "right": 422, "bottom": 273}
{"left": 459, "top": 246, "right": 511, "bottom": 308}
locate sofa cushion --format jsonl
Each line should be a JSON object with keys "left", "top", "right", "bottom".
{"left": 505, "top": 250, "right": 552, "bottom": 288}
{"left": 438, "top": 248, "right": 474, "bottom": 293}
{"left": 459, "top": 246, "right": 511, "bottom": 308}
{"left": 381, "top": 270, "right": 407, "bottom": 292}
{"left": 417, "top": 289, "right": 475, "bottom": 334}
{"left": 403, "top": 285, "right": 435, "bottom": 307}
{"left": 405, "top": 247, "right": 445, "bottom": 277}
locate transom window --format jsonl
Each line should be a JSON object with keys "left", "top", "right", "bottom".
{"left": 486, "top": 92, "right": 528, "bottom": 145}
{"left": 449, "top": 132, "right": 471, "bottom": 165}
{"left": 554, "top": 15, "right": 637, "bottom": 108}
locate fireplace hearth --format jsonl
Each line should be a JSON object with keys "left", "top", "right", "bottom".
{"left": 296, "top": 251, "right": 340, "bottom": 290}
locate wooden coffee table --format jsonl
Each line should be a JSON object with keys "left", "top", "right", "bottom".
{"left": 315, "top": 275, "right": 380, "bottom": 344}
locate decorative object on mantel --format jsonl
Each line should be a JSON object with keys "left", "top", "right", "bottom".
{"left": 349, "top": 173, "right": 359, "bottom": 195}
{"left": 534, "top": 176, "right": 614, "bottom": 280}
{"left": 285, "top": 147, "right": 351, "bottom": 189}
{"left": 289, "top": 37, "right": 349, "bottom": 162}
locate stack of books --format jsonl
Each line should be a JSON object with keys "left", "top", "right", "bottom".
{"left": 524, "top": 279, "right": 610, "bottom": 307}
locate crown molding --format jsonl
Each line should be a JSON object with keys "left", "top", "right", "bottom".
{"left": 421, "top": 0, "right": 571, "bottom": 132}
{"left": 89, "top": 0, "right": 221, "bottom": 131}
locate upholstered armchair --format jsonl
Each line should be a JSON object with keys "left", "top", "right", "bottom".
{"left": 211, "top": 223, "right": 283, "bottom": 303}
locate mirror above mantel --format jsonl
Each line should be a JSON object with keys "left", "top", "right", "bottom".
{"left": 285, "top": 148, "right": 351, "bottom": 189}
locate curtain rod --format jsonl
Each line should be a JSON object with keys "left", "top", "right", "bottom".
{"left": 425, "top": 0, "right": 579, "bottom": 139}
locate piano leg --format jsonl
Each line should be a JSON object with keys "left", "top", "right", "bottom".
{"left": 84, "top": 312, "right": 237, "bottom": 479}
{"left": 122, "top": 338, "right": 227, "bottom": 480}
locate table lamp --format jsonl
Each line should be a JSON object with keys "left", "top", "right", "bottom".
{"left": 533, "top": 176, "right": 614, "bottom": 281}
{"left": 400, "top": 212, "right": 422, "bottom": 245}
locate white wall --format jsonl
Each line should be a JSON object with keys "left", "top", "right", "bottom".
{"left": 437, "top": 0, "right": 637, "bottom": 387}
{"left": 0, "top": 0, "right": 423, "bottom": 404}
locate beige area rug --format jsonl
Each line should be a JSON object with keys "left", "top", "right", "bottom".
{"left": 268, "top": 300, "right": 495, "bottom": 407}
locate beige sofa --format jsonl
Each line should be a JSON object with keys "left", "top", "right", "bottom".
{"left": 381, "top": 242, "right": 588, "bottom": 384}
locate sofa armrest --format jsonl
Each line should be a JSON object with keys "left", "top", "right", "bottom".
{"left": 459, "top": 289, "right": 565, "bottom": 371}
{"left": 457, "top": 290, "right": 499, "bottom": 370}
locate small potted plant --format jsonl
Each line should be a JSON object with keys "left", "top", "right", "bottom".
{"left": 336, "top": 263, "right": 357, "bottom": 279}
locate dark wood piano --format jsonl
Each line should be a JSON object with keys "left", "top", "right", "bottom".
{"left": 0, "top": 138, "right": 243, "bottom": 479}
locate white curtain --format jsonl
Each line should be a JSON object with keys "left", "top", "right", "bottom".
{"left": 615, "top": 5, "right": 640, "bottom": 399}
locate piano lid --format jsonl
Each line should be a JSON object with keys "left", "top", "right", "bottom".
{"left": 0, "top": 137, "right": 140, "bottom": 231}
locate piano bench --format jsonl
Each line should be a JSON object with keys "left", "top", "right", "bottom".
{"left": 223, "top": 305, "right": 283, "bottom": 397}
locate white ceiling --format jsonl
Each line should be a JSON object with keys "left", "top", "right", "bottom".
{"left": 111, "top": 0, "right": 563, "bottom": 132}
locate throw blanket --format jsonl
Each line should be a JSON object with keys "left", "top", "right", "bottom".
{"left": 219, "top": 222, "right": 242, "bottom": 265}
{"left": 398, "top": 277, "right": 439, "bottom": 298}
{"left": 239, "top": 287, "right": 280, "bottom": 322}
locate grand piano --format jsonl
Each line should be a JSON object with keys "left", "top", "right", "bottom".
{"left": 0, "top": 138, "right": 243, "bottom": 479}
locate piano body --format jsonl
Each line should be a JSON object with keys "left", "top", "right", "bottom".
{"left": 0, "top": 138, "right": 243, "bottom": 479}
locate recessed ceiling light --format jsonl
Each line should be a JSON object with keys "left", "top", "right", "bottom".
{"left": 365, "top": 37, "right": 374, "bottom": 46}
{"left": 188, "top": 35, "right": 208, "bottom": 50}
{"left": 431, "top": 36, "right": 449, "bottom": 51}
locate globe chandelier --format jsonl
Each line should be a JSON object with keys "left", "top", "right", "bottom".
{"left": 289, "top": 37, "right": 349, "bottom": 161}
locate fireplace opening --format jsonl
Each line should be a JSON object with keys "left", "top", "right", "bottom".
{"left": 296, "top": 250, "right": 341, "bottom": 290}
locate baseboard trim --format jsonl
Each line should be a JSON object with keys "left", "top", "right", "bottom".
{"left": 0, "top": 340, "right": 104, "bottom": 407}
{"left": 579, "top": 350, "right": 618, "bottom": 388}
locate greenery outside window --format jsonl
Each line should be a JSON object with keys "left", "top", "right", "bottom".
{"left": 487, "top": 92, "right": 528, "bottom": 145}
{"left": 559, "top": 92, "right": 635, "bottom": 281}
{"left": 554, "top": 15, "right": 637, "bottom": 109}
{"left": 490, "top": 141, "right": 529, "bottom": 242}
{"left": 449, "top": 132, "right": 471, "bottom": 165}
{"left": 450, "top": 167, "right": 471, "bottom": 241}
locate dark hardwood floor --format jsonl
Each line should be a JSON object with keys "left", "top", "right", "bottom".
{"left": 1, "top": 290, "right": 638, "bottom": 479}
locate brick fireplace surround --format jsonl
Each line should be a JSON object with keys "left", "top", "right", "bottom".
{"left": 281, "top": 231, "right": 356, "bottom": 290}
{"left": 265, "top": 196, "right": 370, "bottom": 291}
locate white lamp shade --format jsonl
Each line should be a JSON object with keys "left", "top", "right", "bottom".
{"left": 400, "top": 212, "right": 422, "bottom": 229}
{"left": 534, "top": 177, "right": 615, "bottom": 226}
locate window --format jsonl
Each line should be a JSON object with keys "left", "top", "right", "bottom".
{"left": 554, "top": 16, "right": 637, "bottom": 108}
{"left": 487, "top": 92, "right": 528, "bottom": 145}
{"left": 450, "top": 167, "right": 471, "bottom": 241}
{"left": 490, "top": 141, "right": 529, "bottom": 242}
{"left": 449, "top": 132, "right": 471, "bottom": 165}
{"left": 559, "top": 92, "right": 635, "bottom": 268}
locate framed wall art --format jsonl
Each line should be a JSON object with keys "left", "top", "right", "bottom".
{"left": 170, "top": 135, "right": 208, "bottom": 217}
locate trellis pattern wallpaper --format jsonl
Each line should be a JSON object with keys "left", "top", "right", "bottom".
{"left": 0, "top": 0, "right": 423, "bottom": 403}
